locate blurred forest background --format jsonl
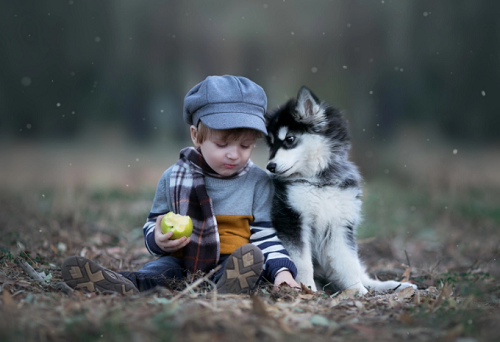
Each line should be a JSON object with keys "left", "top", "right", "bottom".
{"left": 1, "top": 0, "right": 499, "bottom": 188}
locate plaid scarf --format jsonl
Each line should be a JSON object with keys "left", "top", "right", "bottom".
{"left": 170, "top": 147, "right": 253, "bottom": 273}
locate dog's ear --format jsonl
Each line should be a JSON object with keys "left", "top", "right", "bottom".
{"left": 294, "top": 87, "right": 327, "bottom": 129}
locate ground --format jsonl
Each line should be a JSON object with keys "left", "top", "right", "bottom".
{"left": 0, "top": 137, "right": 499, "bottom": 342}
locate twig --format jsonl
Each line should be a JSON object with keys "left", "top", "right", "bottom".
{"left": 356, "top": 237, "right": 376, "bottom": 245}
{"left": 206, "top": 279, "right": 218, "bottom": 309}
{"left": 430, "top": 258, "right": 442, "bottom": 273}
{"left": 51, "top": 281, "right": 74, "bottom": 295}
{"left": 322, "top": 281, "right": 333, "bottom": 291}
{"left": 15, "top": 257, "right": 44, "bottom": 282}
{"left": 404, "top": 250, "right": 411, "bottom": 268}
{"left": 17, "top": 243, "right": 37, "bottom": 267}
{"left": 171, "top": 264, "right": 222, "bottom": 301}
{"left": 469, "top": 259, "right": 479, "bottom": 269}
{"left": 15, "top": 257, "right": 74, "bottom": 294}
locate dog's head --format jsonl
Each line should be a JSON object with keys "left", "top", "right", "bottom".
{"left": 264, "top": 87, "right": 350, "bottom": 178}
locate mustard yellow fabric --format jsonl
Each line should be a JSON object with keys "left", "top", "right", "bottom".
{"left": 216, "top": 215, "right": 253, "bottom": 254}
{"left": 171, "top": 214, "right": 253, "bottom": 257}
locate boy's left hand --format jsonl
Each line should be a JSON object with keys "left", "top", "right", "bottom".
{"left": 273, "top": 270, "right": 299, "bottom": 291}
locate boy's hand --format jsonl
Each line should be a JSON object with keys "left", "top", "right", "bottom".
{"left": 154, "top": 215, "right": 191, "bottom": 253}
{"left": 273, "top": 270, "right": 300, "bottom": 291}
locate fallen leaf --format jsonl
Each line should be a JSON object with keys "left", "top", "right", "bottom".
{"left": 427, "top": 286, "right": 439, "bottom": 293}
{"left": 80, "top": 247, "right": 89, "bottom": 257}
{"left": 433, "top": 284, "right": 453, "bottom": 310}
{"left": 329, "top": 298, "right": 340, "bottom": 308}
{"left": 401, "top": 266, "right": 412, "bottom": 282}
{"left": 105, "top": 246, "right": 124, "bottom": 256}
{"left": 388, "top": 297, "right": 401, "bottom": 309}
{"left": 17, "top": 242, "right": 26, "bottom": 252}
{"left": 397, "top": 286, "right": 415, "bottom": 302}
{"left": 44, "top": 272, "right": 53, "bottom": 284}
{"left": 443, "top": 324, "right": 464, "bottom": 342}
{"left": 348, "top": 323, "right": 381, "bottom": 336}
{"left": 398, "top": 312, "right": 414, "bottom": 325}
{"left": 3, "top": 287, "right": 15, "bottom": 308}
{"left": 309, "top": 314, "right": 330, "bottom": 326}
{"left": 50, "top": 244, "right": 58, "bottom": 253}
{"left": 149, "top": 297, "right": 171, "bottom": 305}
{"left": 57, "top": 242, "right": 67, "bottom": 253}
{"left": 251, "top": 293, "right": 270, "bottom": 318}
{"left": 336, "top": 288, "right": 359, "bottom": 300}
{"left": 0, "top": 276, "right": 15, "bottom": 285}
{"left": 413, "top": 290, "right": 421, "bottom": 304}
{"left": 297, "top": 294, "right": 314, "bottom": 300}
{"left": 354, "top": 300, "right": 364, "bottom": 309}
{"left": 300, "top": 283, "right": 314, "bottom": 294}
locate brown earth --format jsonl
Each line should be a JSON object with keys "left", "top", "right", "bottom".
{"left": 1, "top": 137, "right": 499, "bottom": 342}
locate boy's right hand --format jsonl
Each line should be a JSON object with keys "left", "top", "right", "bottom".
{"left": 154, "top": 215, "right": 191, "bottom": 253}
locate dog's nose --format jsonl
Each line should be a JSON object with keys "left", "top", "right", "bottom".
{"left": 267, "top": 162, "right": 276, "bottom": 173}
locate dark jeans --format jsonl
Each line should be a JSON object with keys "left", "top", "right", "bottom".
{"left": 120, "top": 254, "right": 230, "bottom": 292}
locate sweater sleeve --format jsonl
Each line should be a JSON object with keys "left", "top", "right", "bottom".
{"left": 143, "top": 168, "right": 174, "bottom": 256}
{"left": 250, "top": 171, "right": 297, "bottom": 283}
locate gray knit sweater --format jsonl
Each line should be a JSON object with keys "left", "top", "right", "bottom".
{"left": 143, "top": 163, "right": 298, "bottom": 283}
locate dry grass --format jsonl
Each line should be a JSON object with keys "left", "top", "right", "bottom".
{"left": 1, "top": 137, "right": 499, "bottom": 342}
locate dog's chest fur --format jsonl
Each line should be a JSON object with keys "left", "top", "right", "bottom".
{"left": 273, "top": 179, "right": 362, "bottom": 249}
{"left": 288, "top": 182, "right": 361, "bottom": 229}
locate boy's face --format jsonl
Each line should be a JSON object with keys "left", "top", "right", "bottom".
{"left": 191, "top": 126, "right": 256, "bottom": 176}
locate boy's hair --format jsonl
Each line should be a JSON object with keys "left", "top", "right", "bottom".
{"left": 195, "top": 121, "right": 264, "bottom": 145}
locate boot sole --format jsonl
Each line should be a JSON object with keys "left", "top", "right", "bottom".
{"left": 217, "top": 244, "right": 264, "bottom": 294}
{"left": 62, "top": 256, "right": 138, "bottom": 295}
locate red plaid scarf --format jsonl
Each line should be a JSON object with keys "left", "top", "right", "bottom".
{"left": 170, "top": 147, "right": 252, "bottom": 273}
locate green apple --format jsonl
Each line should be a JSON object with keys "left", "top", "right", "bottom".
{"left": 161, "top": 212, "right": 193, "bottom": 239}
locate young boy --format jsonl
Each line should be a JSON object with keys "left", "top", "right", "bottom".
{"left": 62, "top": 75, "right": 299, "bottom": 295}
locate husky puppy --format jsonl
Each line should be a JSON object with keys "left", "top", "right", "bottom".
{"left": 265, "top": 87, "right": 417, "bottom": 294}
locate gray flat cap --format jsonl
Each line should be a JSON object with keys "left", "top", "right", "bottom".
{"left": 183, "top": 75, "right": 268, "bottom": 135}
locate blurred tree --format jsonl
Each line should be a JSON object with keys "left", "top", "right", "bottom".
{"left": 0, "top": 1, "right": 498, "bottom": 143}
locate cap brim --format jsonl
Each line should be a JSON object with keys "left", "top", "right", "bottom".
{"left": 199, "top": 112, "right": 268, "bottom": 135}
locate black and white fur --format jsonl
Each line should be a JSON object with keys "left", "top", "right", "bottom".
{"left": 265, "top": 87, "right": 416, "bottom": 294}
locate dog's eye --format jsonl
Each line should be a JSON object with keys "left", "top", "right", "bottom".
{"left": 285, "top": 136, "right": 295, "bottom": 144}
